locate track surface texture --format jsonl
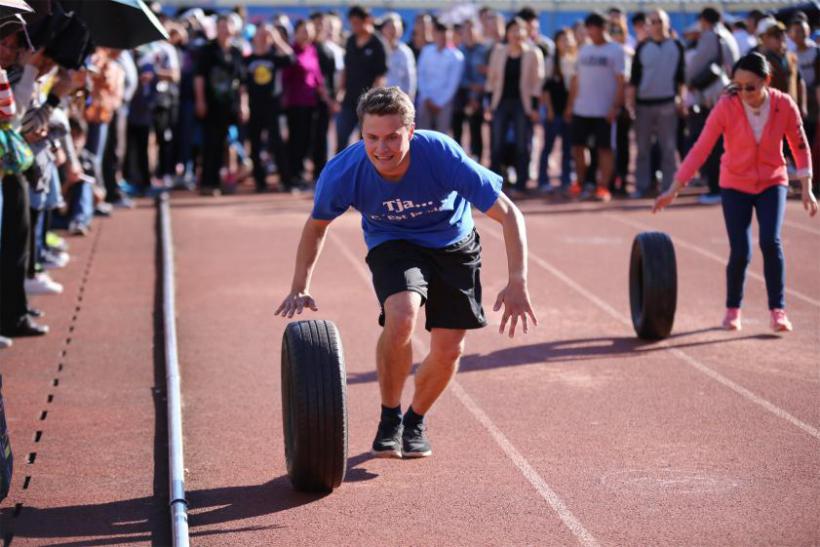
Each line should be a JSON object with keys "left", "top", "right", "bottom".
{"left": 1, "top": 188, "right": 818, "bottom": 545}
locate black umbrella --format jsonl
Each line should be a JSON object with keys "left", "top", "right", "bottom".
{"left": 59, "top": 0, "right": 168, "bottom": 49}
{"left": 0, "top": 0, "right": 32, "bottom": 18}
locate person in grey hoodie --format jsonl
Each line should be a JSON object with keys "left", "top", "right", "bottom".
{"left": 685, "top": 7, "right": 739, "bottom": 204}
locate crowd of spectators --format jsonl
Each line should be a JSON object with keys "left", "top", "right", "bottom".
{"left": 0, "top": 3, "right": 816, "bottom": 350}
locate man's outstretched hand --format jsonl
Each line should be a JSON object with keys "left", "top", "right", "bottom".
{"left": 275, "top": 292, "right": 318, "bottom": 318}
{"left": 493, "top": 280, "right": 538, "bottom": 338}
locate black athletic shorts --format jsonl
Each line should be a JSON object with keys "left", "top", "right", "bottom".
{"left": 365, "top": 229, "right": 487, "bottom": 331}
{"left": 570, "top": 115, "right": 613, "bottom": 150}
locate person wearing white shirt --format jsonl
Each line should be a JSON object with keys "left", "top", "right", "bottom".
{"left": 381, "top": 13, "right": 417, "bottom": 101}
{"left": 416, "top": 21, "right": 464, "bottom": 133}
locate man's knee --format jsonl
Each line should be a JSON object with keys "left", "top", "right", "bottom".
{"left": 383, "top": 292, "right": 421, "bottom": 341}
{"left": 429, "top": 331, "right": 466, "bottom": 364}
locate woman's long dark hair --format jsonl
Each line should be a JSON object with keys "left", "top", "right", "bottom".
{"left": 552, "top": 28, "right": 567, "bottom": 82}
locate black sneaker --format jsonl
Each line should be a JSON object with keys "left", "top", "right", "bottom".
{"left": 371, "top": 418, "right": 403, "bottom": 458}
{"left": 402, "top": 421, "right": 432, "bottom": 458}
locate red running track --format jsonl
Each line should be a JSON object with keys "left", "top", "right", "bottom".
{"left": 0, "top": 189, "right": 817, "bottom": 545}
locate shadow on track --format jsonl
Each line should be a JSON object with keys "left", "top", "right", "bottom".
{"left": 347, "top": 329, "right": 781, "bottom": 384}
{"left": 0, "top": 453, "right": 376, "bottom": 545}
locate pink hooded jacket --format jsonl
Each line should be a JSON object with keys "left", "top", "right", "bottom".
{"left": 675, "top": 88, "right": 811, "bottom": 194}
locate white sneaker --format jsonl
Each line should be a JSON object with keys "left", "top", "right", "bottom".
{"left": 0, "top": 336, "right": 12, "bottom": 349}
{"left": 25, "top": 273, "right": 64, "bottom": 295}
{"left": 42, "top": 250, "right": 70, "bottom": 270}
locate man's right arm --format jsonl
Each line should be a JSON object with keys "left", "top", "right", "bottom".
{"left": 275, "top": 216, "right": 333, "bottom": 317}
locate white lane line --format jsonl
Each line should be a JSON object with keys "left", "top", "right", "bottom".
{"left": 329, "top": 231, "right": 601, "bottom": 547}
{"left": 603, "top": 213, "right": 820, "bottom": 308}
{"left": 478, "top": 222, "right": 820, "bottom": 442}
{"left": 783, "top": 219, "right": 820, "bottom": 237}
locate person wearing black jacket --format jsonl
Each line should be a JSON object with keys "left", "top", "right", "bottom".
{"left": 194, "top": 15, "right": 248, "bottom": 196}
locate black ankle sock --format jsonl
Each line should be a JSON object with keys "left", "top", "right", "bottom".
{"left": 381, "top": 405, "right": 402, "bottom": 422}
{"left": 402, "top": 406, "right": 424, "bottom": 427}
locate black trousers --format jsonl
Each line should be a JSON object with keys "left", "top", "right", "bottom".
{"left": 154, "top": 106, "right": 176, "bottom": 178}
{"left": 311, "top": 102, "right": 330, "bottom": 180}
{"left": 102, "top": 110, "right": 124, "bottom": 202}
{"left": 452, "top": 89, "right": 484, "bottom": 159}
{"left": 201, "top": 117, "right": 231, "bottom": 189}
{"left": 689, "top": 107, "right": 722, "bottom": 195}
{"left": 286, "top": 106, "right": 316, "bottom": 186}
{"left": 247, "top": 110, "right": 288, "bottom": 190}
{"left": 1, "top": 174, "right": 30, "bottom": 330}
{"left": 125, "top": 124, "right": 151, "bottom": 191}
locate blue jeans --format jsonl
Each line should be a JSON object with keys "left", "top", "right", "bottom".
{"left": 538, "top": 116, "right": 572, "bottom": 188}
{"left": 721, "top": 185, "right": 787, "bottom": 310}
{"left": 491, "top": 98, "right": 530, "bottom": 191}
{"left": 86, "top": 122, "right": 109, "bottom": 182}
{"left": 69, "top": 181, "right": 94, "bottom": 228}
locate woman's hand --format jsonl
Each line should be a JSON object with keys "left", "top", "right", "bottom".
{"left": 652, "top": 187, "right": 679, "bottom": 213}
{"left": 803, "top": 185, "right": 818, "bottom": 217}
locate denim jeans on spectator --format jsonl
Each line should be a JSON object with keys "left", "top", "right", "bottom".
{"left": 335, "top": 105, "right": 359, "bottom": 154}
{"left": 721, "top": 185, "right": 787, "bottom": 310}
{"left": 86, "top": 122, "right": 109, "bottom": 182}
{"left": 538, "top": 116, "right": 572, "bottom": 189}
{"left": 491, "top": 98, "right": 530, "bottom": 191}
{"left": 68, "top": 181, "right": 94, "bottom": 228}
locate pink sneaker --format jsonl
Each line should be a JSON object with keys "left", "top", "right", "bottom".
{"left": 722, "top": 308, "right": 742, "bottom": 330}
{"left": 770, "top": 309, "right": 793, "bottom": 332}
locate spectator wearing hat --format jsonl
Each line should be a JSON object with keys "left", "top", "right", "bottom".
{"left": 789, "top": 12, "right": 819, "bottom": 190}
{"left": 685, "top": 7, "right": 740, "bottom": 205}
{"left": 335, "top": 5, "right": 388, "bottom": 152}
{"left": 416, "top": 20, "right": 463, "bottom": 134}
{"left": 756, "top": 16, "right": 806, "bottom": 114}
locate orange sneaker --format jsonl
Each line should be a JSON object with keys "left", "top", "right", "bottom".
{"left": 591, "top": 186, "right": 612, "bottom": 202}
{"left": 722, "top": 308, "right": 742, "bottom": 330}
{"left": 770, "top": 309, "right": 793, "bottom": 332}
{"left": 566, "top": 182, "right": 583, "bottom": 198}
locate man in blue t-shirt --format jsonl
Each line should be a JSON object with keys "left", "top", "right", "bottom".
{"left": 275, "top": 87, "right": 536, "bottom": 459}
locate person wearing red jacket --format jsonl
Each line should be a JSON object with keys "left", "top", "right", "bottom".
{"left": 654, "top": 52, "right": 817, "bottom": 333}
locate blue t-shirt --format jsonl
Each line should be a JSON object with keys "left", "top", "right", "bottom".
{"left": 312, "top": 130, "right": 502, "bottom": 250}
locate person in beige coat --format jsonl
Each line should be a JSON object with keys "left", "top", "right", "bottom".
{"left": 485, "top": 17, "right": 544, "bottom": 194}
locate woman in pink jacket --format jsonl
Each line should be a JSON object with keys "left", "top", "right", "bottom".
{"left": 654, "top": 52, "right": 817, "bottom": 332}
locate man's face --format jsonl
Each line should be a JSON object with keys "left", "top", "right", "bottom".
{"left": 0, "top": 33, "right": 20, "bottom": 67}
{"left": 789, "top": 22, "right": 808, "bottom": 46}
{"left": 216, "top": 19, "right": 233, "bottom": 42}
{"left": 586, "top": 24, "right": 604, "bottom": 43}
{"left": 349, "top": 15, "right": 366, "bottom": 36}
{"left": 362, "top": 114, "right": 414, "bottom": 178}
{"left": 762, "top": 31, "right": 787, "bottom": 54}
{"left": 434, "top": 27, "right": 448, "bottom": 48}
{"left": 526, "top": 19, "right": 539, "bottom": 39}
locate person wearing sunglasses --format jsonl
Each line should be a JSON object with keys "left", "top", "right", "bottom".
{"left": 653, "top": 52, "right": 817, "bottom": 333}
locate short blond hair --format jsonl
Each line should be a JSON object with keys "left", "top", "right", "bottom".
{"left": 356, "top": 86, "right": 416, "bottom": 127}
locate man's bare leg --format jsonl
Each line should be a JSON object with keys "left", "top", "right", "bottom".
{"left": 376, "top": 291, "right": 421, "bottom": 407}
{"left": 410, "top": 328, "right": 467, "bottom": 414}
{"left": 573, "top": 145, "right": 588, "bottom": 188}
{"left": 597, "top": 148, "right": 614, "bottom": 191}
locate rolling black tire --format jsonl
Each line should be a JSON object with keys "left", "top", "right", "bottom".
{"left": 281, "top": 320, "right": 348, "bottom": 492}
{"left": 629, "top": 232, "right": 677, "bottom": 340}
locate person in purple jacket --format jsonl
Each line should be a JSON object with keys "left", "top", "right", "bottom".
{"left": 281, "top": 19, "right": 337, "bottom": 191}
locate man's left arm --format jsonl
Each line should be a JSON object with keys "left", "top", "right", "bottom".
{"left": 483, "top": 193, "right": 538, "bottom": 337}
